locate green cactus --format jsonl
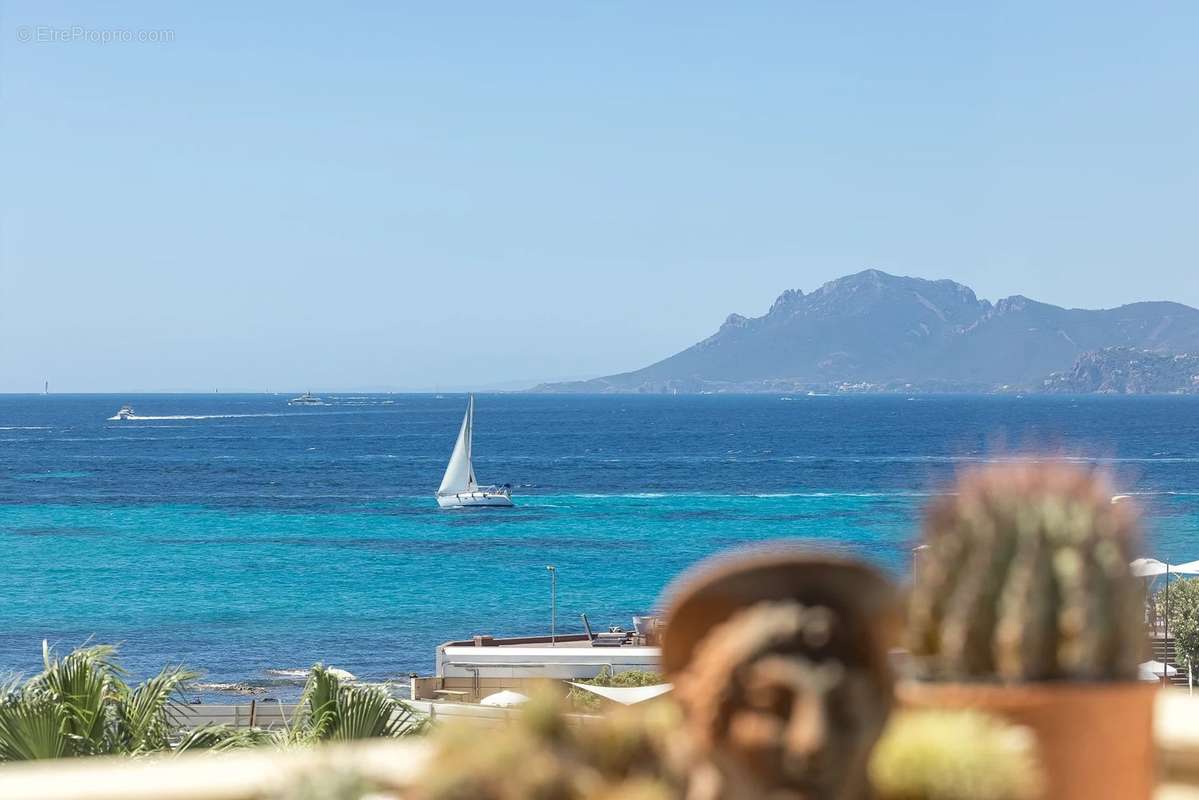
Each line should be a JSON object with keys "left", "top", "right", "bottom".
{"left": 907, "top": 462, "right": 1143, "bottom": 682}
{"left": 869, "top": 709, "right": 1043, "bottom": 800}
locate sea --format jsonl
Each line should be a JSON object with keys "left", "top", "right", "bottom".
{"left": 2, "top": 393, "right": 1197, "bottom": 700}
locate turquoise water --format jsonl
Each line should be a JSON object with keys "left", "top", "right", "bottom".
{"left": 3, "top": 394, "right": 1198, "bottom": 698}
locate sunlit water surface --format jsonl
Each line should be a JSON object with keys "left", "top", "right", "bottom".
{"left": 3, "top": 393, "right": 1197, "bottom": 699}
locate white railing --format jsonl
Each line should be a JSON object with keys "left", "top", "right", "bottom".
{"left": 4, "top": 693, "right": 1199, "bottom": 800}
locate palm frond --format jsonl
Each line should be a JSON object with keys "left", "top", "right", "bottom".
{"left": 119, "top": 666, "right": 200, "bottom": 753}
{"left": 298, "top": 665, "right": 341, "bottom": 742}
{"left": 1, "top": 648, "right": 424, "bottom": 762}
{"left": 293, "top": 667, "right": 422, "bottom": 742}
{"left": 174, "top": 723, "right": 278, "bottom": 753}
{"left": 31, "top": 645, "right": 118, "bottom": 756}
{"left": 331, "top": 684, "right": 420, "bottom": 740}
{"left": 0, "top": 690, "right": 70, "bottom": 761}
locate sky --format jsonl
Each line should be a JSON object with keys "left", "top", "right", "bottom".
{"left": 1, "top": 2, "right": 1196, "bottom": 392}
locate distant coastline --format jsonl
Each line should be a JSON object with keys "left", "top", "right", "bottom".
{"left": 528, "top": 378, "right": 1199, "bottom": 396}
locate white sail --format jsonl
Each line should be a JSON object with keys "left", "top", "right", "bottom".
{"left": 438, "top": 396, "right": 477, "bottom": 495}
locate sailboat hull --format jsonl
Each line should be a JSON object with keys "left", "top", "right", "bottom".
{"left": 437, "top": 491, "right": 514, "bottom": 508}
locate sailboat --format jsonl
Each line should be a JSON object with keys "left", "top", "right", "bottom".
{"left": 436, "top": 395, "right": 513, "bottom": 508}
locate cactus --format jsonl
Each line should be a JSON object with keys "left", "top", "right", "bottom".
{"left": 907, "top": 462, "right": 1143, "bottom": 681}
{"left": 408, "top": 688, "right": 688, "bottom": 800}
{"left": 869, "top": 709, "right": 1043, "bottom": 800}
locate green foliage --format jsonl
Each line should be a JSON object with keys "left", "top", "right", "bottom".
{"left": 1154, "top": 577, "right": 1199, "bottom": 676}
{"left": 0, "top": 641, "right": 198, "bottom": 761}
{"left": 0, "top": 678, "right": 70, "bottom": 761}
{"left": 869, "top": 710, "right": 1042, "bottom": 800}
{"left": 174, "top": 723, "right": 276, "bottom": 753}
{"left": 907, "top": 463, "right": 1143, "bottom": 681}
{"left": 0, "top": 644, "right": 424, "bottom": 762}
{"left": 285, "top": 664, "right": 425, "bottom": 743}
{"left": 567, "top": 668, "right": 665, "bottom": 711}
{"left": 410, "top": 688, "right": 683, "bottom": 800}
{"left": 115, "top": 663, "right": 201, "bottom": 753}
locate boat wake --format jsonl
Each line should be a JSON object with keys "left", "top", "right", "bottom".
{"left": 107, "top": 413, "right": 285, "bottom": 421}
{"left": 568, "top": 491, "right": 931, "bottom": 500}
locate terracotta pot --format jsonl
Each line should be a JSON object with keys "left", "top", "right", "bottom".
{"left": 898, "top": 680, "right": 1157, "bottom": 800}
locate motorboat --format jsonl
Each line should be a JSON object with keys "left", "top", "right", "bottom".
{"left": 288, "top": 392, "right": 324, "bottom": 406}
{"left": 436, "top": 395, "right": 513, "bottom": 508}
{"left": 115, "top": 405, "right": 135, "bottom": 420}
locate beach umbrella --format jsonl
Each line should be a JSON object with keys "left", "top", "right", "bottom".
{"left": 1131, "top": 558, "right": 1170, "bottom": 577}
{"left": 480, "top": 690, "right": 530, "bottom": 707}
{"left": 1138, "top": 660, "right": 1178, "bottom": 681}
{"left": 1128, "top": 559, "right": 1199, "bottom": 577}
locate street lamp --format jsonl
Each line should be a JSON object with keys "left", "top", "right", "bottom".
{"left": 546, "top": 565, "right": 557, "bottom": 646}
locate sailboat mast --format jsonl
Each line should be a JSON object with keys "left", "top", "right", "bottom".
{"left": 466, "top": 395, "right": 473, "bottom": 469}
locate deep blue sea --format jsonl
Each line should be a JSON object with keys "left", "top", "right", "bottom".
{"left": 2, "top": 393, "right": 1198, "bottom": 699}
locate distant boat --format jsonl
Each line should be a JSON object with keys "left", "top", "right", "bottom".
{"left": 288, "top": 392, "right": 324, "bottom": 406}
{"left": 436, "top": 395, "right": 513, "bottom": 508}
{"left": 115, "top": 405, "right": 135, "bottom": 420}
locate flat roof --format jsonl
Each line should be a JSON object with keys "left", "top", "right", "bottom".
{"left": 439, "top": 633, "right": 646, "bottom": 650}
{"left": 443, "top": 645, "right": 659, "bottom": 657}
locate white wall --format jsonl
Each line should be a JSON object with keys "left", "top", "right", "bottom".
{"left": 437, "top": 646, "right": 660, "bottom": 679}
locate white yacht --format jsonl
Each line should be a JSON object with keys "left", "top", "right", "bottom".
{"left": 436, "top": 395, "right": 513, "bottom": 508}
{"left": 115, "top": 405, "right": 135, "bottom": 420}
{"left": 288, "top": 392, "right": 324, "bottom": 406}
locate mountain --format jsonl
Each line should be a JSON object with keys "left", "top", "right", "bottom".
{"left": 1043, "top": 347, "right": 1199, "bottom": 394}
{"left": 534, "top": 270, "right": 1199, "bottom": 393}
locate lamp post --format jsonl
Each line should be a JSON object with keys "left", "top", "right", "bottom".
{"left": 1165, "top": 564, "right": 1172, "bottom": 682}
{"left": 546, "top": 565, "right": 557, "bottom": 646}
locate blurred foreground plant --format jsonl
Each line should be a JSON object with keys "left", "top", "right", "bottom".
{"left": 409, "top": 689, "right": 685, "bottom": 800}
{"left": 869, "top": 710, "right": 1042, "bottom": 800}
{"left": 907, "top": 462, "right": 1142, "bottom": 681}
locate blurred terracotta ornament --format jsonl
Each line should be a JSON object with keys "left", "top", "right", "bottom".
{"left": 660, "top": 544, "right": 899, "bottom": 800}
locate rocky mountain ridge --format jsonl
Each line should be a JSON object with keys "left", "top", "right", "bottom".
{"left": 535, "top": 270, "right": 1199, "bottom": 394}
{"left": 1043, "top": 347, "right": 1199, "bottom": 394}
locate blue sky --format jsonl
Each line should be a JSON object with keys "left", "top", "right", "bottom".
{"left": 2, "top": 2, "right": 1195, "bottom": 391}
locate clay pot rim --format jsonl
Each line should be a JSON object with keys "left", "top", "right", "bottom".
{"left": 658, "top": 542, "right": 898, "bottom": 677}
{"left": 900, "top": 677, "right": 1158, "bottom": 688}
{"left": 898, "top": 678, "right": 1158, "bottom": 708}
